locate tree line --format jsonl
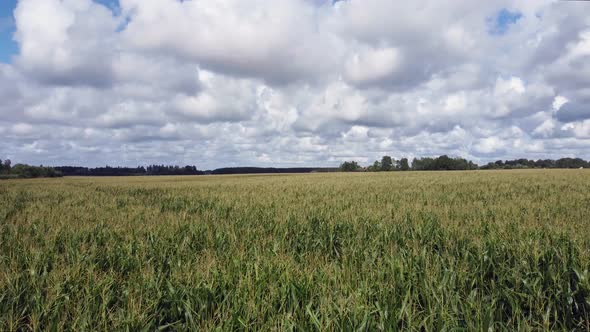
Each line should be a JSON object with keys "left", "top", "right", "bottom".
{"left": 340, "top": 155, "right": 477, "bottom": 172}
{"left": 0, "top": 158, "right": 63, "bottom": 179}
{"left": 480, "top": 158, "right": 589, "bottom": 169}
{"left": 2, "top": 155, "right": 589, "bottom": 179}
{"left": 0, "top": 159, "right": 205, "bottom": 178}
{"left": 339, "top": 155, "right": 587, "bottom": 172}
{"left": 210, "top": 167, "right": 338, "bottom": 175}
{"left": 54, "top": 165, "right": 204, "bottom": 176}
{"left": 1, "top": 160, "right": 339, "bottom": 178}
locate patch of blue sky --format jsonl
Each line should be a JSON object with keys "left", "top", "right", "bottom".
{"left": 96, "top": 0, "right": 124, "bottom": 20}
{"left": 488, "top": 8, "right": 523, "bottom": 36}
{"left": 95, "top": 0, "right": 120, "bottom": 12}
{"left": 0, "top": 0, "right": 17, "bottom": 63}
{"left": 94, "top": 0, "right": 130, "bottom": 32}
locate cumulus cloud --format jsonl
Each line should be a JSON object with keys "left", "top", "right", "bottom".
{"left": 14, "top": 0, "right": 120, "bottom": 87}
{"left": 1, "top": 0, "right": 590, "bottom": 168}
{"left": 344, "top": 47, "right": 403, "bottom": 87}
{"left": 119, "top": 0, "right": 339, "bottom": 85}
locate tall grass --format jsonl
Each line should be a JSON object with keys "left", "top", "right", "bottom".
{"left": 1, "top": 170, "right": 589, "bottom": 330}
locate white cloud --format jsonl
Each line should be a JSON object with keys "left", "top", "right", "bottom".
{"left": 494, "top": 77, "right": 526, "bottom": 96}
{"left": 474, "top": 137, "right": 505, "bottom": 154}
{"left": 444, "top": 93, "right": 467, "bottom": 114}
{"left": 553, "top": 96, "right": 568, "bottom": 111}
{"left": 533, "top": 119, "right": 556, "bottom": 138}
{"left": 119, "top": 0, "right": 339, "bottom": 84}
{"left": 344, "top": 47, "right": 402, "bottom": 86}
{"left": 14, "top": 0, "right": 119, "bottom": 86}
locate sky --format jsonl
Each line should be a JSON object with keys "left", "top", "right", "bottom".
{"left": 0, "top": 0, "right": 17, "bottom": 63}
{"left": 0, "top": 0, "right": 589, "bottom": 168}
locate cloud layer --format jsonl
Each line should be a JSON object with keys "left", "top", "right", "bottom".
{"left": 1, "top": 0, "right": 589, "bottom": 168}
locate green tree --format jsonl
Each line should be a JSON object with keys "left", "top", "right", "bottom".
{"left": 3, "top": 159, "right": 11, "bottom": 173}
{"left": 10, "top": 164, "right": 62, "bottom": 178}
{"left": 339, "top": 161, "right": 361, "bottom": 172}
{"left": 400, "top": 158, "right": 410, "bottom": 171}
{"left": 367, "top": 160, "right": 381, "bottom": 172}
{"left": 381, "top": 156, "right": 393, "bottom": 171}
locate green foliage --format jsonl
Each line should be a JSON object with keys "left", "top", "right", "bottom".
{"left": 10, "top": 164, "right": 62, "bottom": 178}
{"left": 368, "top": 155, "right": 476, "bottom": 172}
{"left": 0, "top": 159, "right": 10, "bottom": 174}
{"left": 381, "top": 156, "right": 393, "bottom": 171}
{"left": 482, "top": 158, "right": 589, "bottom": 169}
{"left": 339, "top": 161, "right": 361, "bottom": 172}
{"left": 412, "top": 155, "right": 477, "bottom": 170}
{"left": 0, "top": 158, "right": 61, "bottom": 179}
{"left": 367, "top": 160, "right": 382, "bottom": 172}
{"left": 400, "top": 158, "right": 410, "bottom": 171}
{"left": 1, "top": 170, "right": 589, "bottom": 330}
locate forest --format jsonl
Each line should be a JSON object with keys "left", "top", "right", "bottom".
{"left": 339, "top": 155, "right": 588, "bottom": 172}
{"left": 1, "top": 156, "right": 589, "bottom": 178}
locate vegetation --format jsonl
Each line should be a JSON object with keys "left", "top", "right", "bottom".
{"left": 0, "top": 158, "right": 11, "bottom": 172}
{"left": 345, "top": 155, "right": 590, "bottom": 172}
{"left": 4, "top": 156, "right": 587, "bottom": 178}
{"left": 411, "top": 155, "right": 478, "bottom": 171}
{"left": 339, "top": 160, "right": 362, "bottom": 172}
{"left": 349, "top": 155, "right": 478, "bottom": 172}
{"left": 481, "top": 158, "right": 589, "bottom": 169}
{"left": 10, "top": 164, "right": 62, "bottom": 178}
{"left": 53, "top": 166, "right": 341, "bottom": 176}
{"left": 54, "top": 165, "right": 204, "bottom": 176}
{"left": 1, "top": 170, "right": 589, "bottom": 330}
{"left": 211, "top": 167, "right": 338, "bottom": 175}
{"left": 0, "top": 158, "right": 62, "bottom": 179}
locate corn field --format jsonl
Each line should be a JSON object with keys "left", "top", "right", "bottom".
{"left": 1, "top": 170, "right": 589, "bottom": 330}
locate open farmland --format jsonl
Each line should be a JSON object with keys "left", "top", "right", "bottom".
{"left": 1, "top": 170, "right": 589, "bottom": 330}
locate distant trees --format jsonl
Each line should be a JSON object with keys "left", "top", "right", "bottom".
{"left": 366, "top": 156, "right": 403, "bottom": 172}
{"left": 381, "top": 156, "right": 393, "bottom": 171}
{"left": 556, "top": 158, "right": 587, "bottom": 168}
{"left": 400, "top": 158, "right": 410, "bottom": 171}
{"left": 360, "top": 155, "right": 590, "bottom": 172}
{"left": 211, "top": 167, "right": 336, "bottom": 175}
{"left": 0, "top": 159, "right": 11, "bottom": 173}
{"left": 367, "top": 160, "right": 381, "bottom": 172}
{"left": 480, "top": 158, "right": 589, "bottom": 169}
{"left": 11, "top": 164, "right": 63, "bottom": 178}
{"left": 146, "top": 165, "right": 202, "bottom": 176}
{"left": 339, "top": 161, "right": 362, "bottom": 172}
{"left": 365, "top": 155, "right": 476, "bottom": 171}
{"left": 54, "top": 166, "right": 146, "bottom": 176}
{"left": 3, "top": 155, "right": 589, "bottom": 179}
{"left": 54, "top": 165, "right": 204, "bottom": 176}
{"left": 2, "top": 162, "right": 206, "bottom": 178}
{"left": 349, "top": 155, "right": 479, "bottom": 172}
{"left": 412, "top": 155, "right": 478, "bottom": 171}
{"left": 0, "top": 158, "right": 62, "bottom": 179}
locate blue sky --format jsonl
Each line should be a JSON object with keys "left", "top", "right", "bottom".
{"left": 489, "top": 8, "right": 523, "bottom": 35}
{"left": 0, "top": 0, "right": 17, "bottom": 63}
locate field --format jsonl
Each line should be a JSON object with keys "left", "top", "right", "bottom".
{"left": 1, "top": 170, "right": 589, "bottom": 330}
